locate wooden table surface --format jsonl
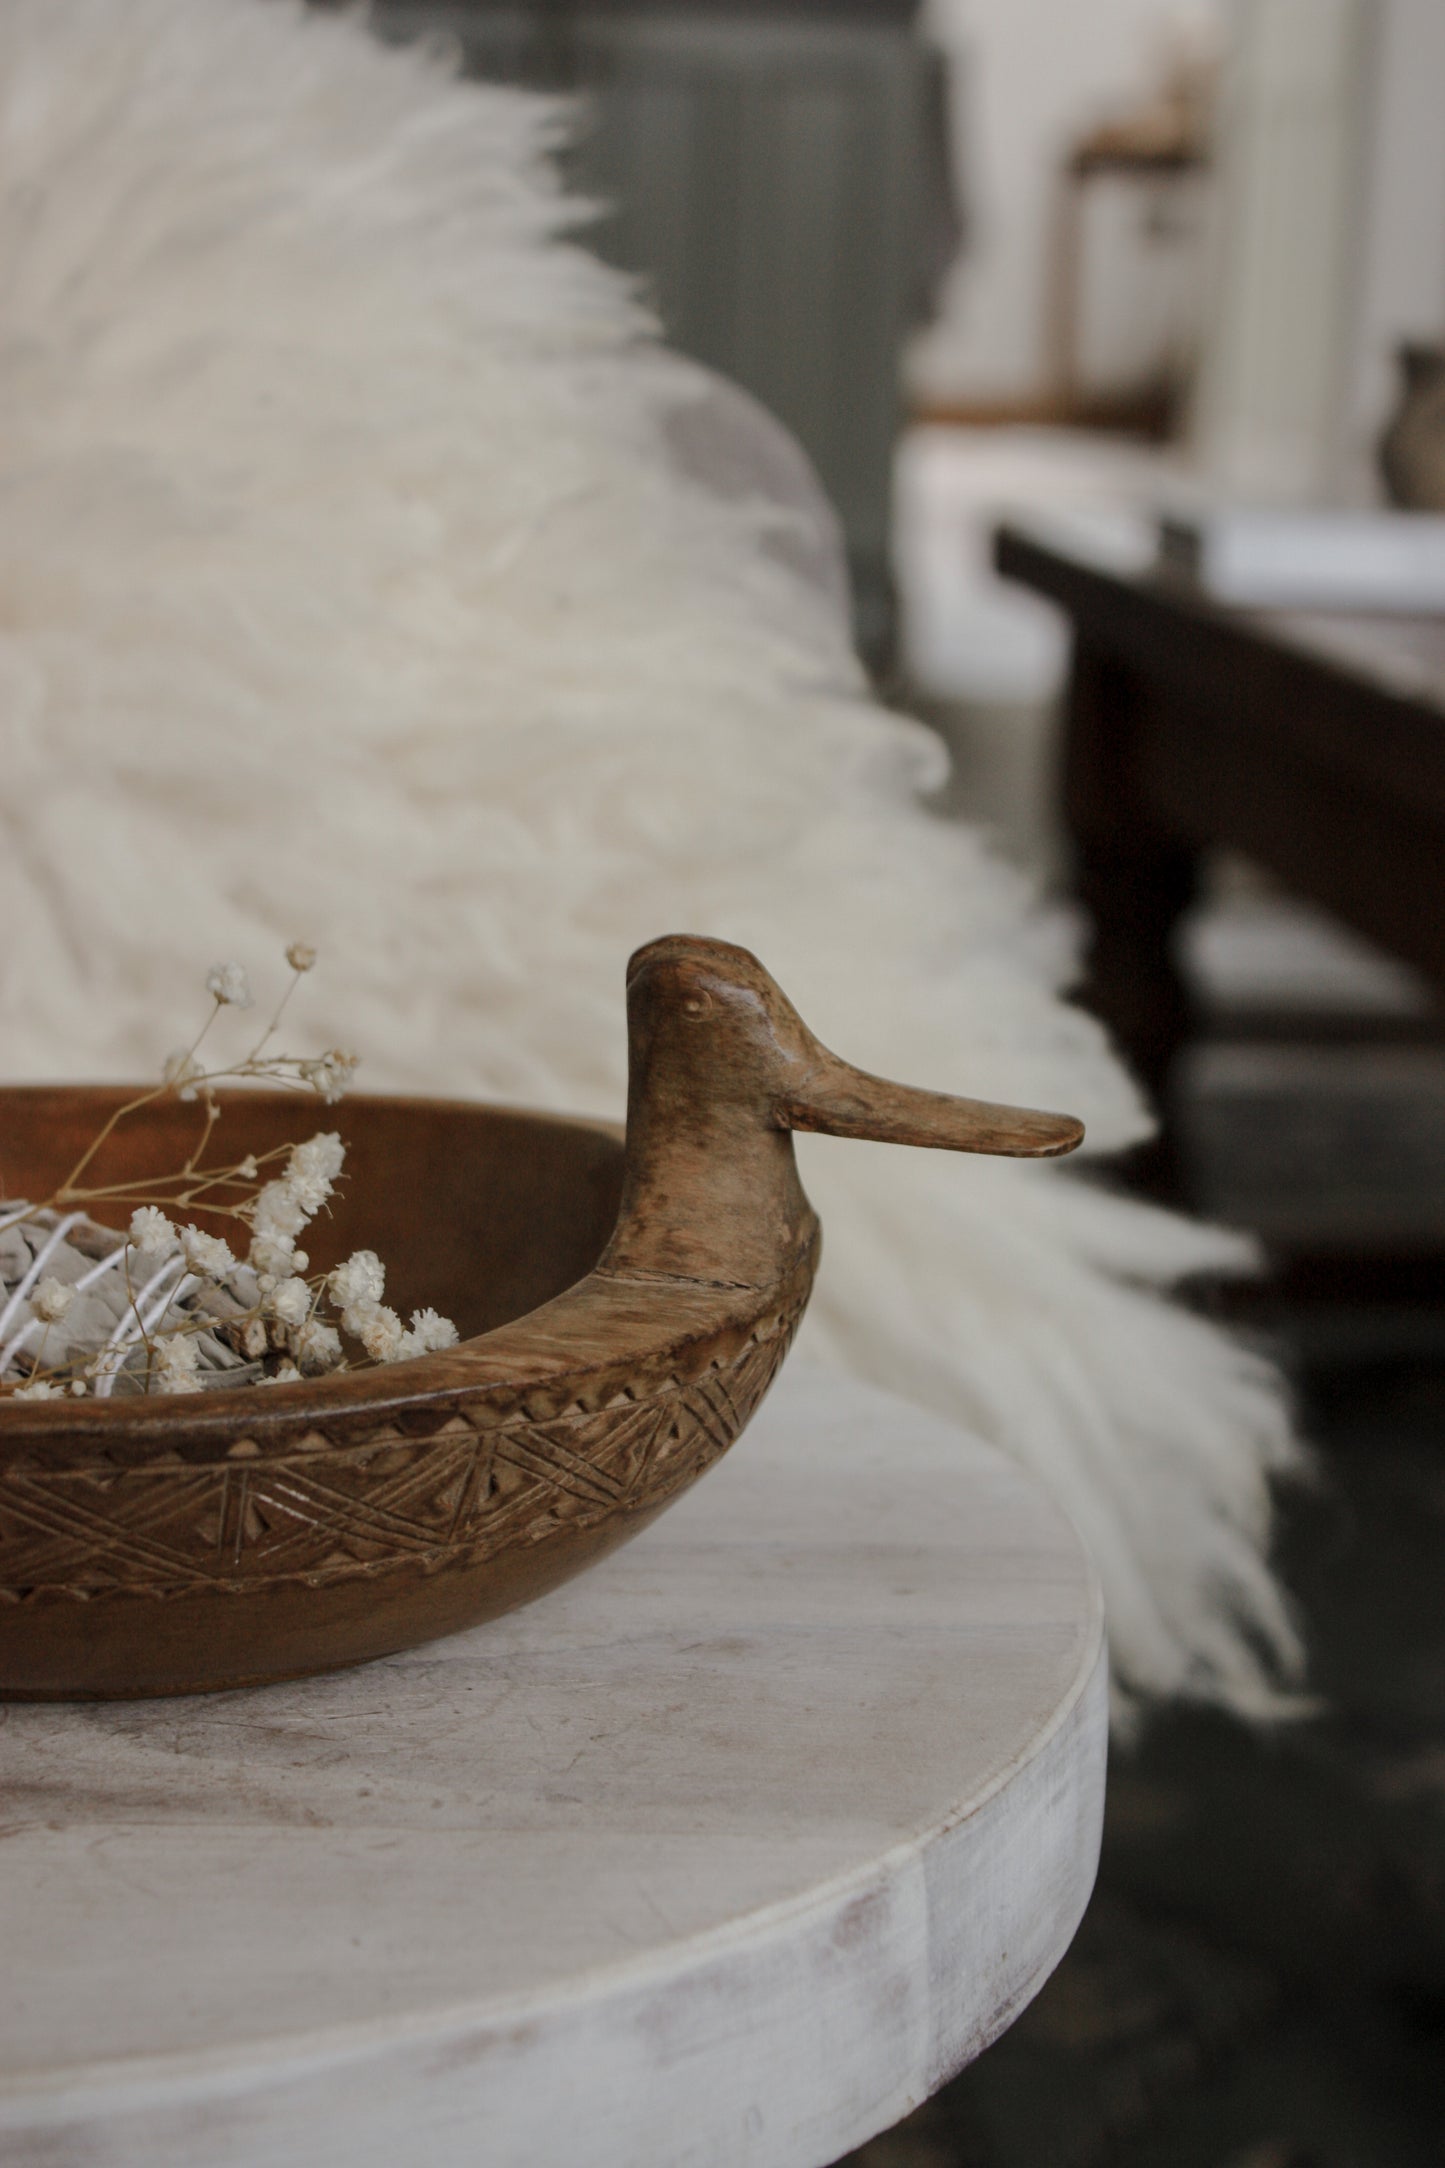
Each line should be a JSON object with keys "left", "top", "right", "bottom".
{"left": 0, "top": 1363, "right": 1105, "bottom": 2168}
{"left": 994, "top": 518, "right": 1445, "bottom": 1199}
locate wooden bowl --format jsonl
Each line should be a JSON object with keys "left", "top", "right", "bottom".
{"left": 0, "top": 937, "right": 1082, "bottom": 1698}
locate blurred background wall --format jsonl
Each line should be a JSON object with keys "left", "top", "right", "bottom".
{"left": 373, "top": 0, "right": 957, "bottom": 665}
{"left": 1195, "top": 0, "right": 1445, "bottom": 500}
{"left": 913, "top": 0, "right": 1222, "bottom": 421}
{"left": 918, "top": 0, "right": 1445, "bottom": 490}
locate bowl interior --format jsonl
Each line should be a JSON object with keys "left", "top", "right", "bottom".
{"left": 0, "top": 1089, "right": 625, "bottom": 1341}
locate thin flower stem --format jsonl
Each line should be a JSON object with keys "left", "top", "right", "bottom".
{"left": 54, "top": 1085, "right": 170, "bottom": 1206}
{"left": 182, "top": 1091, "right": 222, "bottom": 1179}
{"left": 181, "top": 1000, "right": 223, "bottom": 1068}
{"left": 92, "top": 1257, "right": 191, "bottom": 1400}
{"left": 60, "top": 1147, "right": 291, "bottom": 1208}
{"left": 56, "top": 1193, "right": 257, "bottom": 1229}
{"left": 246, "top": 967, "right": 304, "bottom": 1064}
{"left": 55, "top": 1041, "right": 307, "bottom": 1211}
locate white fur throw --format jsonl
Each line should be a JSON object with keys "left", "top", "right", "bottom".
{"left": 0, "top": 0, "right": 1302, "bottom": 1721}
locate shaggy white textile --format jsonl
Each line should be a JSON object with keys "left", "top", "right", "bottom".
{"left": 0, "top": 0, "right": 1303, "bottom": 1720}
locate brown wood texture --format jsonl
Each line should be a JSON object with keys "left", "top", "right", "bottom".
{"left": 0, "top": 935, "right": 1082, "bottom": 1698}
{"left": 995, "top": 523, "right": 1445, "bottom": 1196}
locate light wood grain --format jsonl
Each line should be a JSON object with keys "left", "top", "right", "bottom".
{"left": 0, "top": 1365, "right": 1106, "bottom": 2168}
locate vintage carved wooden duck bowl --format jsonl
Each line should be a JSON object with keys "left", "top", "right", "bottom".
{"left": 0, "top": 937, "right": 1082, "bottom": 1697}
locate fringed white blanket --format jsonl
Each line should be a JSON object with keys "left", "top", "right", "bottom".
{"left": 0, "top": 0, "right": 1303, "bottom": 1721}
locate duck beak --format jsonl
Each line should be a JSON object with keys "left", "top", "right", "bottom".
{"left": 775, "top": 1049, "right": 1084, "bottom": 1159}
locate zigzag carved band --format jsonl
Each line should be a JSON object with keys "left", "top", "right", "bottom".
{"left": 0, "top": 1299, "right": 803, "bottom": 1606}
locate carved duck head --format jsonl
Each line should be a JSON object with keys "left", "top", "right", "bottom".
{"left": 602, "top": 935, "right": 1083, "bottom": 1288}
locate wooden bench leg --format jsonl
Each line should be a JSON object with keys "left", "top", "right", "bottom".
{"left": 1061, "top": 639, "right": 1198, "bottom": 1198}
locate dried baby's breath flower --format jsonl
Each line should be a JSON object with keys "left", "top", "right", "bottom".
{"left": 296, "top": 1132, "right": 344, "bottom": 1177}
{"left": 31, "top": 1276, "right": 74, "bottom": 1325}
{"left": 289, "top": 1132, "right": 344, "bottom": 1186}
{"left": 336, "top": 1294, "right": 376, "bottom": 1337}
{"left": 407, "top": 1308, "right": 459, "bottom": 1354}
{"left": 300, "top": 1050, "right": 359, "bottom": 1105}
{"left": 130, "top": 1206, "right": 179, "bottom": 1256}
{"left": 69, "top": 1379, "right": 88, "bottom": 1396}
{"left": 163, "top": 1049, "right": 204, "bottom": 1101}
{"left": 268, "top": 1276, "right": 313, "bottom": 1329}
{"left": 205, "top": 961, "right": 254, "bottom": 1009}
{"left": 349, "top": 1300, "right": 407, "bottom": 1364}
{"left": 252, "top": 1180, "right": 309, "bottom": 1244}
{"left": 249, "top": 1233, "right": 297, "bottom": 1279}
{"left": 180, "top": 1225, "right": 236, "bottom": 1279}
{"left": 287, "top": 1175, "right": 328, "bottom": 1214}
{"left": 259, "top": 1361, "right": 303, "bottom": 1388}
{"left": 241, "top": 1317, "right": 269, "bottom": 1360}
{"left": 14, "top": 1378, "right": 57, "bottom": 1400}
{"left": 339, "top": 1301, "right": 458, "bottom": 1365}
{"left": 153, "top": 1335, "right": 202, "bottom": 1394}
{"left": 293, "top": 1318, "right": 343, "bottom": 1375}
{"left": 329, "top": 1250, "right": 384, "bottom": 1310}
{"left": 285, "top": 942, "right": 317, "bottom": 974}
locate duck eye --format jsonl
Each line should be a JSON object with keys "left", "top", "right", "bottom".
{"left": 682, "top": 992, "right": 713, "bottom": 1021}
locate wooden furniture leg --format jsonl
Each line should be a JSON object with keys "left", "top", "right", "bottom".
{"left": 1061, "top": 639, "right": 1199, "bottom": 1197}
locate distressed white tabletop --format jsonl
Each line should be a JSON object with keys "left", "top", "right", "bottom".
{"left": 0, "top": 1364, "right": 1106, "bottom": 2168}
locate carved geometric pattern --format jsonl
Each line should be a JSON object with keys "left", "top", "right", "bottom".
{"left": 0, "top": 1297, "right": 802, "bottom": 1605}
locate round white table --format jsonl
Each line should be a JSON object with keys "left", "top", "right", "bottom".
{"left": 0, "top": 1365, "right": 1106, "bottom": 2168}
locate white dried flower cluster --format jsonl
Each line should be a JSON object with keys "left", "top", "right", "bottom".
{"left": 252, "top": 1181, "right": 307, "bottom": 1247}
{"left": 130, "top": 1205, "right": 181, "bottom": 1256}
{"left": 180, "top": 1225, "right": 236, "bottom": 1279}
{"left": 247, "top": 1134, "right": 343, "bottom": 1275}
{"left": 287, "top": 1131, "right": 346, "bottom": 1213}
{"left": 327, "top": 1250, "right": 459, "bottom": 1366}
{"left": 410, "top": 1308, "right": 460, "bottom": 1354}
{"left": 213, "top": 1132, "right": 455, "bottom": 1379}
{"left": 205, "top": 961, "right": 254, "bottom": 1010}
{"left": 3, "top": 948, "right": 458, "bottom": 1401}
{"left": 227, "top": 1132, "right": 344, "bottom": 1377}
{"left": 31, "top": 1276, "right": 74, "bottom": 1325}
{"left": 294, "top": 1318, "right": 343, "bottom": 1373}
{"left": 153, "top": 1334, "right": 201, "bottom": 1395}
{"left": 68, "top": 1133, "right": 458, "bottom": 1394}
{"left": 268, "top": 1276, "right": 312, "bottom": 1328}
{"left": 249, "top": 1233, "right": 306, "bottom": 1279}
{"left": 328, "top": 1250, "right": 384, "bottom": 1310}
{"left": 299, "top": 1050, "right": 360, "bottom": 1105}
